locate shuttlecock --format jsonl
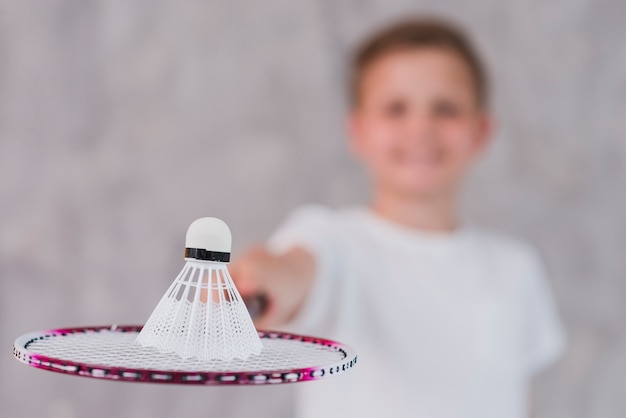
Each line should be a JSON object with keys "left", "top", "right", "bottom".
{"left": 136, "top": 217, "right": 263, "bottom": 361}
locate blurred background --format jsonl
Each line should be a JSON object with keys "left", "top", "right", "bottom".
{"left": 1, "top": 0, "right": 624, "bottom": 417}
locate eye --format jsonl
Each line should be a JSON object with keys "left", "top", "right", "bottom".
{"left": 383, "top": 99, "right": 407, "bottom": 118}
{"left": 432, "top": 99, "right": 462, "bottom": 118}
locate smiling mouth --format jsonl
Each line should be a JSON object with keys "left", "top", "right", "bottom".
{"left": 396, "top": 153, "right": 443, "bottom": 168}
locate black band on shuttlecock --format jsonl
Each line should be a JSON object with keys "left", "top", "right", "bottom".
{"left": 184, "top": 248, "right": 231, "bottom": 262}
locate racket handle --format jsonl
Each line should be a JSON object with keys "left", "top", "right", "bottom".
{"left": 244, "top": 293, "right": 269, "bottom": 319}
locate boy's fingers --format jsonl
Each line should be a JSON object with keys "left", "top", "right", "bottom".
{"left": 228, "top": 246, "right": 280, "bottom": 324}
{"left": 228, "top": 259, "right": 264, "bottom": 298}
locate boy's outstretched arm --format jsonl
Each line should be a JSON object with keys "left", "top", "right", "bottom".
{"left": 228, "top": 246, "right": 316, "bottom": 329}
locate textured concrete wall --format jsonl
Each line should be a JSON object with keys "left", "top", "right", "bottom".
{"left": 1, "top": 1, "right": 625, "bottom": 417}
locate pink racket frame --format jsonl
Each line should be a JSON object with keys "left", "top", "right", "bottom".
{"left": 13, "top": 325, "right": 357, "bottom": 385}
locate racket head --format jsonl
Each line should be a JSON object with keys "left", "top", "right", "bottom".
{"left": 13, "top": 325, "right": 357, "bottom": 385}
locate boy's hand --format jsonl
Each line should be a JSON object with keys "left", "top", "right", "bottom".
{"left": 229, "top": 246, "right": 315, "bottom": 329}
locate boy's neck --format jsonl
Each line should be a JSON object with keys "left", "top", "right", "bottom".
{"left": 370, "top": 188, "right": 459, "bottom": 233}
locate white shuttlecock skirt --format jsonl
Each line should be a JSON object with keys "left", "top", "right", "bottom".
{"left": 136, "top": 260, "right": 263, "bottom": 361}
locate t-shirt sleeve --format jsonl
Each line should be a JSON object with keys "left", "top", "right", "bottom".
{"left": 266, "top": 205, "right": 340, "bottom": 335}
{"left": 520, "top": 246, "right": 567, "bottom": 377}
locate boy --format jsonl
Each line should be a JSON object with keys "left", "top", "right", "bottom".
{"left": 230, "top": 18, "right": 565, "bottom": 418}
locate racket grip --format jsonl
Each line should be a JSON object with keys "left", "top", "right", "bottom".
{"left": 244, "top": 293, "right": 269, "bottom": 319}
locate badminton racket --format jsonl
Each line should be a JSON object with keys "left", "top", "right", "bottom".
{"left": 13, "top": 325, "right": 357, "bottom": 385}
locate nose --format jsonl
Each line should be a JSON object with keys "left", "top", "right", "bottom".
{"left": 406, "top": 108, "right": 436, "bottom": 143}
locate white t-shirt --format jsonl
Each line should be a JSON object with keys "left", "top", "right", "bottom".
{"left": 268, "top": 205, "right": 565, "bottom": 418}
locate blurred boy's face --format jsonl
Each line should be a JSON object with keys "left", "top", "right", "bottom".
{"left": 350, "top": 48, "right": 490, "bottom": 199}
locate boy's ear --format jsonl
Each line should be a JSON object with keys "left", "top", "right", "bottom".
{"left": 347, "top": 110, "right": 366, "bottom": 159}
{"left": 474, "top": 112, "right": 494, "bottom": 153}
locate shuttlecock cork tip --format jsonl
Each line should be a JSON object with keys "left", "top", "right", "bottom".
{"left": 184, "top": 217, "right": 232, "bottom": 262}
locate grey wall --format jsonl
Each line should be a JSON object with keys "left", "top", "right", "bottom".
{"left": 1, "top": 1, "right": 625, "bottom": 417}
